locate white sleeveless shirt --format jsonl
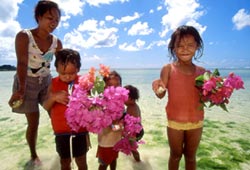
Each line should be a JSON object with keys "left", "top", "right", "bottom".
{"left": 25, "top": 29, "right": 58, "bottom": 77}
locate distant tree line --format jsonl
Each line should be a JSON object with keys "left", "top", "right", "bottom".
{"left": 0, "top": 65, "right": 16, "bottom": 71}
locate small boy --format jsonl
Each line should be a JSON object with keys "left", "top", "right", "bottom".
{"left": 96, "top": 71, "right": 123, "bottom": 170}
{"left": 43, "top": 49, "right": 89, "bottom": 170}
{"left": 124, "top": 85, "right": 144, "bottom": 162}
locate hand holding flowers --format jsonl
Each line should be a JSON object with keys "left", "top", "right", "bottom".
{"left": 114, "top": 114, "right": 144, "bottom": 155}
{"left": 195, "top": 69, "right": 244, "bottom": 111}
{"left": 65, "top": 64, "right": 129, "bottom": 133}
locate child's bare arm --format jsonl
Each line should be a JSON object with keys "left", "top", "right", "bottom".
{"left": 43, "top": 85, "right": 69, "bottom": 111}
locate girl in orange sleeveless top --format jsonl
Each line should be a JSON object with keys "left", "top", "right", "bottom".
{"left": 152, "top": 25, "right": 206, "bottom": 170}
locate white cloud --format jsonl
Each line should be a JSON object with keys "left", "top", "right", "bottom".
{"left": 54, "top": 0, "right": 85, "bottom": 29}
{"left": 145, "top": 40, "right": 168, "bottom": 50}
{"left": 0, "top": 37, "right": 17, "bottom": 63}
{"left": 106, "top": 15, "right": 114, "bottom": 21}
{"left": 114, "top": 12, "right": 141, "bottom": 24}
{"left": 119, "top": 39, "right": 146, "bottom": 51}
{"left": 55, "top": 0, "right": 84, "bottom": 16}
{"left": 0, "top": 0, "right": 23, "bottom": 22}
{"left": 85, "top": 0, "right": 129, "bottom": 7}
{"left": 0, "top": 0, "right": 23, "bottom": 65}
{"left": 128, "top": 21, "right": 154, "bottom": 36}
{"left": 78, "top": 19, "right": 98, "bottom": 32}
{"left": 160, "top": 0, "right": 205, "bottom": 37}
{"left": 232, "top": 9, "right": 250, "bottom": 30}
{"left": 186, "top": 20, "right": 207, "bottom": 35}
{"left": 157, "top": 6, "right": 163, "bottom": 11}
{"left": 135, "top": 39, "right": 145, "bottom": 48}
{"left": 64, "top": 19, "right": 118, "bottom": 49}
{"left": 88, "top": 28, "right": 118, "bottom": 48}
{"left": 83, "top": 54, "right": 102, "bottom": 62}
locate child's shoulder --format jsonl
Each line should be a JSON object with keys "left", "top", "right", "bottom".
{"left": 195, "top": 65, "right": 206, "bottom": 72}
{"left": 162, "top": 63, "right": 172, "bottom": 68}
{"left": 160, "top": 63, "right": 172, "bottom": 75}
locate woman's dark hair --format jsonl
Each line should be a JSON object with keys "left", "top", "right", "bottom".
{"left": 124, "top": 85, "right": 140, "bottom": 101}
{"left": 34, "top": 0, "right": 61, "bottom": 23}
{"left": 103, "top": 70, "right": 122, "bottom": 85}
{"left": 168, "top": 25, "right": 204, "bottom": 61}
{"left": 54, "top": 49, "right": 81, "bottom": 69}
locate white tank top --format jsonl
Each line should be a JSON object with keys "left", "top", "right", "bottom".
{"left": 25, "top": 29, "right": 58, "bottom": 77}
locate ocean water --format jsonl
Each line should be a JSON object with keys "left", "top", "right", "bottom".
{"left": 0, "top": 68, "right": 249, "bottom": 170}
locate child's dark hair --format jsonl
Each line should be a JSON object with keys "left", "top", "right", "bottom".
{"left": 168, "top": 25, "right": 204, "bottom": 61}
{"left": 103, "top": 70, "right": 122, "bottom": 85}
{"left": 54, "top": 49, "right": 81, "bottom": 69}
{"left": 34, "top": 0, "right": 61, "bottom": 23}
{"left": 124, "top": 85, "right": 140, "bottom": 101}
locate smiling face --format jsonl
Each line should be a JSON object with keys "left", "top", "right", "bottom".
{"left": 38, "top": 8, "right": 60, "bottom": 33}
{"left": 174, "top": 34, "right": 198, "bottom": 63}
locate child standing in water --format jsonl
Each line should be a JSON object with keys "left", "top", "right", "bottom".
{"left": 124, "top": 85, "right": 144, "bottom": 162}
{"left": 96, "top": 71, "right": 123, "bottom": 170}
{"left": 8, "top": 0, "right": 62, "bottom": 166}
{"left": 152, "top": 25, "right": 206, "bottom": 170}
{"left": 43, "top": 49, "right": 89, "bottom": 170}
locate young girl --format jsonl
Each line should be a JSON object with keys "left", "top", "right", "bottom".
{"left": 124, "top": 85, "right": 144, "bottom": 162}
{"left": 96, "top": 71, "right": 123, "bottom": 170}
{"left": 8, "top": 0, "right": 62, "bottom": 165}
{"left": 43, "top": 49, "right": 89, "bottom": 170}
{"left": 152, "top": 25, "right": 206, "bottom": 170}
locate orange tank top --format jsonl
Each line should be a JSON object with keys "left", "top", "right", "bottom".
{"left": 50, "top": 76, "right": 87, "bottom": 134}
{"left": 166, "top": 64, "right": 204, "bottom": 122}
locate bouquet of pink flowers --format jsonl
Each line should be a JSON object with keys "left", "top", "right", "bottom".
{"left": 195, "top": 69, "right": 244, "bottom": 111}
{"left": 114, "top": 114, "right": 144, "bottom": 155}
{"left": 65, "top": 64, "right": 129, "bottom": 133}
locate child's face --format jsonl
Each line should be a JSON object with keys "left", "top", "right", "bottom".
{"left": 106, "top": 76, "right": 121, "bottom": 87}
{"left": 56, "top": 62, "right": 79, "bottom": 83}
{"left": 124, "top": 97, "right": 133, "bottom": 106}
{"left": 174, "top": 35, "right": 198, "bottom": 62}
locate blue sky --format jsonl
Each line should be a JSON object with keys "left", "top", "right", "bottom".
{"left": 0, "top": 0, "right": 250, "bottom": 69}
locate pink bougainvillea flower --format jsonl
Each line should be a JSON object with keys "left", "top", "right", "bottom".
{"left": 65, "top": 64, "right": 129, "bottom": 134}
{"left": 113, "top": 114, "right": 144, "bottom": 155}
{"left": 78, "top": 74, "right": 94, "bottom": 91}
{"left": 223, "top": 72, "right": 245, "bottom": 90}
{"left": 65, "top": 64, "right": 145, "bottom": 154}
{"left": 114, "top": 138, "right": 138, "bottom": 155}
{"left": 195, "top": 69, "right": 244, "bottom": 111}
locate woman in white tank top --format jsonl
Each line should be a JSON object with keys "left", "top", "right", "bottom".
{"left": 8, "top": 0, "right": 62, "bottom": 166}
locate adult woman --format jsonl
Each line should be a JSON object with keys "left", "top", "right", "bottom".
{"left": 8, "top": 0, "right": 62, "bottom": 165}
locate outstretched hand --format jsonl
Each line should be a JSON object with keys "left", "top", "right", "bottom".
{"left": 152, "top": 79, "right": 166, "bottom": 98}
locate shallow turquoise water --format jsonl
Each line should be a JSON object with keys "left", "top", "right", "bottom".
{"left": 0, "top": 68, "right": 249, "bottom": 170}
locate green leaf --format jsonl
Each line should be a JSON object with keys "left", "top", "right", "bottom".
{"left": 203, "top": 72, "right": 211, "bottom": 81}
{"left": 213, "top": 68, "right": 220, "bottom": 76}
{"left": 208, "top": 102, "right": 215, "bottom": 108}
{"left": 196, "top": 81, "right": 203, "bottom": 87}
{"left": 195, "top": 74, "right": 205, "bottom": 87}
{"left": 220, "top": 103, "right": 228, "bottom": 112}
{"left": 92, "top": 76, "right": 105, "bottom": 95}
{"left": 195, "top": 74, "right": 204, "bottom": 81}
